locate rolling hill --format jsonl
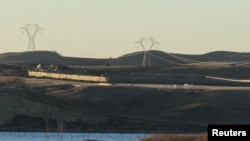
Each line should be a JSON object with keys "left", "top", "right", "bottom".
{"left": 0, "top": 50, "right": 250, "bottom": 66}
{"left": 0, "top": 51, "right": 109, "bottom": 66}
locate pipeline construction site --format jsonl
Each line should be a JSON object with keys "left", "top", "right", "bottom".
{"left": 0, "top": 50, "right": 250, "bottom": 133}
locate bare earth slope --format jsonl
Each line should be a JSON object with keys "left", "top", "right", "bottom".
{"left": 1, "top": 50, "right": 250, "bottom": 66}
{"left": 0, "top": 51, "right": 108, "bottom": 66}
{"left": 1, "top": 76, "right": 250, "bottom": 133}
{"left": 1, "top": 50, "right": 250, "bottom": 133}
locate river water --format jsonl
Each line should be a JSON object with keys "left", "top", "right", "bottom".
{"left": 0, "top": 132, "right": 149, "bottom": 141}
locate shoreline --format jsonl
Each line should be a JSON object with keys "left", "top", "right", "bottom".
{"left": 0, "top": 128, "right": 206, "bottom": 134}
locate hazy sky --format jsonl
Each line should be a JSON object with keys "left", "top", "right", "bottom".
{"left": 0, "top": 0, "right": 249, "bottom": 58}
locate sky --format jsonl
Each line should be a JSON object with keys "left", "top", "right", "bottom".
{"left": 0, "top": 0, "right": 249, "bottom": 58}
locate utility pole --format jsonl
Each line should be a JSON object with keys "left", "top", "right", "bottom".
{"left": 135, "top": 38, "right": 160, "bottom": 66}
{"left": 20, "top": 24, "right": 43, "bottom": 51}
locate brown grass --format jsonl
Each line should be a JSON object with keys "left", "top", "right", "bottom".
{"left": 140, "top": 134, "right": 207, "bottom": 141}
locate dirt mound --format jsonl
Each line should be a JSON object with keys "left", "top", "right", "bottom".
{"left": 110, "top": 50, "right": 185, "bottom": 66}
{"left": 0, "top": 51, "right": 108, "bottom": 66}
{"left": 0, "top": 51, "right": 62, "bottom": 64}
{"left": 0, "top": 50, "right": 250, "bottom": 66}
{"left": 198, "top": 51, "right": 250, "bottom": 61}
{"left": 110, "top": 50, "right": 250, "bottom": 66}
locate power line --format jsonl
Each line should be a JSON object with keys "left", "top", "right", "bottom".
{"left": 39, "top": 32, "right": 84, "bottom": 56}
{"left": 164, "top": 52, "right": 201, "bottom": 64}
{"left": 135, "top": 38, "right": 160, "bottom": 66}
{"left": 147, "top": 52, "right": 183, "bottom": 65}
{"left": 117, "top": 51, "right": 144, "bottom": 58}
{"left": 20, "top": 24, "right": 43, "bottom": 51}
{"left": 39, "top": 33, "right": 70, "bottom": 49}
{"left": 233, "top": 60, "right": 250, "bottom": 67}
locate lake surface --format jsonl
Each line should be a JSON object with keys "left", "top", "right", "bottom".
{"left": 0, "top": 132, "right": 149, "bottom": 141}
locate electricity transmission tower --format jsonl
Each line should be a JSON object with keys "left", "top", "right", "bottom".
{"left": 20, "top": 24, "right": 43, "bottom": 51}
{"left": 135, "top": 38, "right": 160, "bottom": 66}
